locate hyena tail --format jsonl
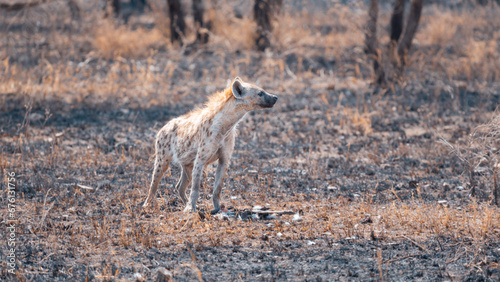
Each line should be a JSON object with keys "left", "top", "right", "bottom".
{"left": 143, "top": 137, "right": 171, "bottom": 208}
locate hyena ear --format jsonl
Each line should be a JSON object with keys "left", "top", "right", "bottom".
{"left": 232, "top": 79, "right": 244, "bottom": 98}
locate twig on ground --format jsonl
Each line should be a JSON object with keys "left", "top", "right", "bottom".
{"left": 402, "top": 235, "right": 428, "bottom": 253}
{"left": 39, "top": 188, "right": 54, "bottom": 230}
{"left": 383, "top": 253, "right": 421, "bottom": 264}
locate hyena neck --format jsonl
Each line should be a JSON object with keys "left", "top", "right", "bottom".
{"left": 214, "top": 98, "right": 248, "bottom": 137}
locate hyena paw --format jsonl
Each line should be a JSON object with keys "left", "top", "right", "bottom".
{"left": 142, "top": 197, "right": 155, "bottom": 208}
{"left": 183, "top": 205, "right": 196, "bottom": 213}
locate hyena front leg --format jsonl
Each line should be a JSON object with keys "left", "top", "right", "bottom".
{"left": 184, "top": 156, "right": 208, "bottom": 212}
{"left": 175, "top": 165, "right": 192, "bottom": 204}
{"left": 211, "top": 158, "right": 229, "bottom": 214}
{"left": 143, "top": 140, "right": 171, "bottom": 208}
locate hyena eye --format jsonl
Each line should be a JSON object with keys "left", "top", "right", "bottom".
{"left": 258, "top": 91, "right": 264, "bottom": 97}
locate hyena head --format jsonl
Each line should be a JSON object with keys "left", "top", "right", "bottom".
{"left": 231, "top": 77, "right": 278, "bottom": 110}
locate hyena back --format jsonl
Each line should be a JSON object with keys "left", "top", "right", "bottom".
{"left": 143, "top": 77, "right": 278, "bottom": 213}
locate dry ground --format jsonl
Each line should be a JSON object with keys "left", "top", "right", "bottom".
{"left": 1, "top": 1, "right": 500, "bottom": 281}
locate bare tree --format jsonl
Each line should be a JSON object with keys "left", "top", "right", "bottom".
{"left": 397, "top": 0, "right": 423, "bottom": 67}
{"left": 167, "top": 0, "right": 186, "bottom": 44}
{"left": 253, "top": 0, "right": 282, "bottom": 51}
{"left": 389, "top": 0, "right": 405, "bottom": 50}
{"left": 68, "top": 0, "right": 81, "bottom": 21}
{"left": 104, "top": 0, "right": 148, "bottom": 20}
{"left": 365, "top": 0, "right": 424, "bottom": 86}
{"left": 192, "top": 0, "right": 209, "bottom": 44}
{"left": 364, "top": 0, "right": 385, "bottom": 86}
{"left": 104, "top": 0, "right": 121, "bottom": 17}
{"left": 130, "top": 0, "right": 147, "bottom": 12}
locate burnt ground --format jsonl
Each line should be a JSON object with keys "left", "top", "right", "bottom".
{"left": 1, "top": 1, "right": 500, "bottom": 281}
{"left": 2, "top": 71, "right": 500, "bottom": 281}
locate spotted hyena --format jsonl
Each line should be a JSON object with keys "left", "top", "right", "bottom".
{"left": 143, "top": 77, "right": 278, "bottom": 213}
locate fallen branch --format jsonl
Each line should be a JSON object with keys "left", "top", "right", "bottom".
{"left": 251, "top": 210, "right": 294, "bottom": 215}
{"left": 39, "top": 188, "right": 54, "bottom": 230}
{"left": 76, "top": 184, "right": 95, "bottom": 191}
{"left": 365, "top": 0, "right": 386, "bottom": 87}
{"left": 402, "top": 235, "right": 428, "bottom": 253}
{"left": 384, "top": 253, "right": 421, "bottom": 264}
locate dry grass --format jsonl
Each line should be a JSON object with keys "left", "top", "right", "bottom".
{"left": 441, "top": 110, "right": 500, "bottom": 204}
{"left": 420, "top": 11, "right": 459, "bottom": 46}
{"left": 274, "top": 4, "right": 366, "bottom": 55}
{"left": 209, "top": 5, "right": 256, "bottom": 52}
{"left": 417, "top": 5, "right": 500, "bottom": 82}
{"left": 137, "top": 198, "right": 500, "bottom": 246}
{"left": 93, "top": 19, "right": 168, "bottom": 59}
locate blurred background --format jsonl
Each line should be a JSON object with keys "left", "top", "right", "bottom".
{"left": 1, "top": 0, "right": 498, "bottom": 108}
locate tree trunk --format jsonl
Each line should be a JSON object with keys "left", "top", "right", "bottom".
{"left": 253, "top": 0, "right": 282, "bottom": 51}
{"left": 131, "top": 0, "right": 147, "bottom": 12}
{"left": 107, "top": 0, "right": 120, "bottom": 17}
{"left": 192, "top": 0, "right": 209, "bottom": 44}
{"left": 397, "top": 0, "right": 423, "bottom": 67}
{"left": 364, "top": 0, "right": 385, "bottom": 87}
{"left": 68, "top": 0, "right": 81, "bottom": 21}
{"left": 390, "top": 0, "right": 406, "bottom": 44}
{"left": 167, "top": 0, "right": 186, "bottom": 44}
{"left": 113, "top": 0, "right": 121, "bottom": 16}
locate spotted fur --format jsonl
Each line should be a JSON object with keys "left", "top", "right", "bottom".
{"left": 143, "top": 77, "right": 278, "bottom": 213}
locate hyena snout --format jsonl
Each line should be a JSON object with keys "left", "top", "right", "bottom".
{"left": 260, "top": 93, "right": 278, "bottom": 108}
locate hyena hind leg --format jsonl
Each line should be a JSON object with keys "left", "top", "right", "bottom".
{"left": 176, "top": 166, "right": 192, "bottom": 204}
{"left": 143, "top": 153, "right": 171, "bottom": 208}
